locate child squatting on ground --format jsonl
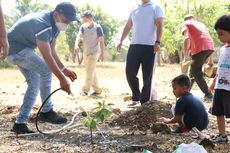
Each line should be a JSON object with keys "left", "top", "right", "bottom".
{"left": 159, "top": 74, "right": 209, "bottom": 133}
{"left": 209, "top": 14, "right": 230, "bottom": 143}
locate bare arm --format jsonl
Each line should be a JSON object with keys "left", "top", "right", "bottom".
{"left": 155, "top": 17, "right": 163, "bottom": 43}
{"left": 74, "top": 30, "right": 82, "bottom": 53}
{"left": 183, "top": 29, "right": 190, "bottom": 61}
{"left": 208, "top": 53, "right": 214, "bottom": 66}
{"left": 117, "top": 19, "right": 133, "bottom": 51}
{"left": 0, "top": 5, "right": 9, "bottom": 60}
{"left": 209, "top": 75, "right": 217, "bottom": 93}
{"left": 154, "top": 17, "right": 164, "bottom": 52}
{"left": 98, "top": 36, "right": 105, "bottom": 61}
{"left": 50, "top": 39, "right": 65, "bottom": 70}
{"left": 36, "top": 39, "right": 70, "bottom": 94}
{"left": 51, "top": 39, "right": 77, "bottom": 82}
{"left": 160, "top": 115, "right": 182, "bottom": 124}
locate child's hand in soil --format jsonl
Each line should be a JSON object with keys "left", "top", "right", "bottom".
{"left": 159, "top": 117, "right": 170, "bottom": 124}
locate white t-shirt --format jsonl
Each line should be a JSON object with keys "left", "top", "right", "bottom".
{"left": 215, "top": 46, "right": 230, "bottom": 91}
{"left": 129, "top": 1, "right": 164, "bottom": 45}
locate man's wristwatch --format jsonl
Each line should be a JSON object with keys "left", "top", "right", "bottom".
{"left": 155, "top": 41, "right": 161, "bottom": 45}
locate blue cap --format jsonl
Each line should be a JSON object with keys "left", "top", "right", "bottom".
{"left": 55, "top": 2, "right": 80, "bottom": 22}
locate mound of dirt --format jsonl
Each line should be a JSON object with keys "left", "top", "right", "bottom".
{"left": 110, "top": 101, "right": 173, "bottom": 132}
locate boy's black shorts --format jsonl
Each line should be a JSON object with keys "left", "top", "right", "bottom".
{"left": 212, "top": 89, "right": 230, "bottom": 118}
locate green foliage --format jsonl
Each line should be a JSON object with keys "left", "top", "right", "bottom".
{"left": 56, "top": 32, "right": 69, "bottom": 59}
{"left": 94, "top": 100, "right": 114, "bottom": 122}
{"left": 83, "top": 115, "right": 97, "bottom": 130}
{"left": 65, "top": 21, "right": 79, "bottom": 53}
{"left": 0, "top": 61, "right": 14, "bottom": 68}
{"left": 4, "top": 0, "right": 44, "bottom": 28}
{"left": 83, "top": 100, "right": 114, "bottom": 129}
{"left": 82, "top": 100, "right": 114, "bottom": 144}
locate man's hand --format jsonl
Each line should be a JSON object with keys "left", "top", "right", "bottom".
{"left": 0, "top": 36, "right": 9, "bottom": 60}
{"left": 154, "top": 43, "right": 160, "bottom": 53}
{"left": 60, "top": 77, "right": 71, "bottom": 95}
{"left": 116, "top": 42, "right": 122, "bottom": 52}
{"left": 183, "top": 56, "right": 188, "bottom": 62}
{"left": 159, "top": 117, "right": 170, "bottom": 124}
{"left": 209, "top": 82, "right": 215, "bottom": 93}
{"left": 207, "top": 63, "right": 214, "bottom": 67}
{"left": 75, "top": 46, "right": 80, "bottom": 53}
{"left": 63, "top": 68, "right": 77, "bottom": 82}
{"left": 99, "top": 52, "right": 104, "bottom": 62}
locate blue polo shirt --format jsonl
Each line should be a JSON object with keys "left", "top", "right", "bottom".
{"left": 8, "top": 12, "right": 59, "bottom": 55}
{"left": 129, "top": 1, "right": 164, "bottom": 45}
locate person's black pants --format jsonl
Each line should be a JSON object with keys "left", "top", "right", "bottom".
{"left": 126, "top": 44, "right": 155, "bottom": 104}
{"left": 190, "top": 50, "right": 213, "bottom": 95}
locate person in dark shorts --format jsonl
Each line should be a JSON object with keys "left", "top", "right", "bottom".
{"left": 209, "top": 15, "right": 230, "bottom": 143}
{"left": 160, "top": 74, "right": 209, "bottom": 133}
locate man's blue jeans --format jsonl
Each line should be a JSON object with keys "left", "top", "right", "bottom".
{"left": 7, "top": 48, "right": 53, "bottom": 124}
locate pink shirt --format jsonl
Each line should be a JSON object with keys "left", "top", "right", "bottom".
{"left": 182, "top": 20, "right": 215, "bottom": 55}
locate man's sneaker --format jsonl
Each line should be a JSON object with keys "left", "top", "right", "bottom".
{"left": 11, "top": 123, "right": 34, "bottom": 134}
{"left": 80, "top": 91, "right": 88, "bottom": 96}
{"left": 127, "top": 101, "right": 140, "bottom": 107}
{"left": 211, "top": 134, "right": 228, "bottom": 143}
{"left": 173, "top": 126, "right": 190, "bottom": 133}
{"left": 204, "top": 93, "right": 213, "bottom": 102}
{"left": 208, "top": 107, "right": 212, "bottom": 114}
{"left": 91, "top": 91, "right": 102, "bottom": 96}
{"left": 38, "top": 109, "right": 67, "bottom": 124}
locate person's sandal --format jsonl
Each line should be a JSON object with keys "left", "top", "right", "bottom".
{"left": 211, "top": 134, "right": 228, "bottom": 143}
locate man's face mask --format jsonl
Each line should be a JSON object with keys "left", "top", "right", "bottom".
{"left": 56, "top": 14, "right": 68, "bottom": 31}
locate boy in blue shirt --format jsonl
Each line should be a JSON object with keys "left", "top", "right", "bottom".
{"left": 209, "top": 15, "right": 230, "bottom": 143}
{"left": 160, "top": 74, "right": 209, "bottom": 133}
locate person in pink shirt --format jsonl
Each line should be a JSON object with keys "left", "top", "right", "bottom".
{"left": 182, "top": 14, "right": 214, "bottom": 100}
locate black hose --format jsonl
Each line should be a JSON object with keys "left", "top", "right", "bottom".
{"left": 35, "top": 88, "right": 62, "bottom": 135}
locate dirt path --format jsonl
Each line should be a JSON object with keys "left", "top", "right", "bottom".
{"left": 0, "top": 62, "right": 230, "bottom": 153}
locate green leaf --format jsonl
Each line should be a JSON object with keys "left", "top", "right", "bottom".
{"left": 90, "top": 119, "right": 97, "bottom": 129}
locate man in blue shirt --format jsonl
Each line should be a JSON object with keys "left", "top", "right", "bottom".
{"left": 7, "top": 2, "right": 79, "bottom": 134}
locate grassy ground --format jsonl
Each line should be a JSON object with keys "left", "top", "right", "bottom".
{"left": 0, "top": 62, "right": 230, "bottom": 153}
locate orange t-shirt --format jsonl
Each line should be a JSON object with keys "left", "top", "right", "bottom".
{"left": 182, "top": 20, "right": 215, "bottom": 55}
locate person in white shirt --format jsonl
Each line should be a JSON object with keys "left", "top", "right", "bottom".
{"left": 117, "top": 0, "right": 164, "bottom": 106}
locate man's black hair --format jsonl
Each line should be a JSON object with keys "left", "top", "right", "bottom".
{"left": 172, "top": 74, "right": 191, "bottom": 88}
{"left": 215, "top": 15, "right": 230, "bottom": 32}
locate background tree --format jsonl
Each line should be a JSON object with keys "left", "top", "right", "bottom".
{"left": 5, "top": 0, "right": 45, "bottom": 28}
